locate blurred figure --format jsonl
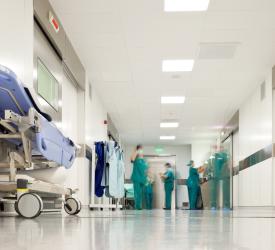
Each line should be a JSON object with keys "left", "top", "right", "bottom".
{"left": 144, "top": 167, "right": 154, "bottom": 210}
{"left": 159, "top": 163, "right": 175, "bottom": 210}
{"left": 209, "top": 150, "right": 230, "bottom": 210}
{"left": 130, "top": 145, "right": 148, "bottom": 210}
{"left": 187, "top": 160, "right": 200, "bottom": 210}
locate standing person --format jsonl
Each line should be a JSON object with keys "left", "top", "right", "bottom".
{"left": 144, "top": 167, "right": 154, "bottom": 210}
{"left": 130, "top": 145, "right": 148, "bottom": 210}
{"left": 160, "top": 163, "right": 175, "bottom": 210}
{"left": 187, "top": 160, "right": 200, "bottom": 210}
{"left": 210, "top": 150, "right": 230, "bottom": 210}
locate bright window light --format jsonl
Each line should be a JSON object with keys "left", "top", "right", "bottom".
{"left": 164, "top": 0, "right": 210, "bottom": 12}
{"left": 162, "top": 60, "right": 194, "bottom": 72}
{"left": 160, "top": 122, "right": 179, "bottom": 128}
{"left": 160, "top": 136, "right": 176, "bottom": 140}
{"left": 161, "top": 96, "right": 185, "bottom": 104}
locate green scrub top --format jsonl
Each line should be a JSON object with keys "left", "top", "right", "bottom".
{"left": 187, "top": 167, "right": 200, "bottom": 188}
{"left": 214, "top": 152, "right": 229, "bottom": 179}
{"left": 164, "top": 168, "right": 175, "bottom": 190}
{"left": 131, "top": 158, "right": 148, "bottom": 184}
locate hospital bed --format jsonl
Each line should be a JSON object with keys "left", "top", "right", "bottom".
{"left": 0, "top": 65, "right": 81, "bottom": 218}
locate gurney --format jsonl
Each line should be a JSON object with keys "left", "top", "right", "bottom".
{"left": 0, "top": 65, "right": 77, "bottom": 169}
{"left": 0, "top": 65, "right": 81, "bottom": 218}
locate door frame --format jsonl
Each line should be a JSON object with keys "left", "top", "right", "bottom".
{"left": 144, "top": 154, "right": 177, "bottom": 209}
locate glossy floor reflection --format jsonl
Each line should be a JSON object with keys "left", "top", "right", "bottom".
{"left": 1, "top": 208, "right": 275, "bottom": 250}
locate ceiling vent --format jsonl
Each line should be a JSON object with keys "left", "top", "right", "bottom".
{"left": 198, "top": 42, "right": 240, "bottom": 59}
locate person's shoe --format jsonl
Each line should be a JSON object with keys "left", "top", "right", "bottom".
{"left": 163, "top": 208, "right": 171, "bottom": 210}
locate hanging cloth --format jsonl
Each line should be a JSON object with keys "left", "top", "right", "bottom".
{"left": 95, "top": 142, "right": 105, "bottom": 197}
{"left": 101, "top": 143, "right": 108, "bottom": 187}
{"left": 108, "top": 141, "right": 119, "bottom": 197}
{"left": 116, "top": 149, "right": 125, "bottom": 198}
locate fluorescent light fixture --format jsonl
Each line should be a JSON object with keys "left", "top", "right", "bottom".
{"left": 160, "top": 122, "right": 179, "bottom": 128}
{"left": 161, "top": 96, "right": 185, "bottom": 104}
{"left": 160, "top": 136, "right": 176, "bottom": 140}
{"left": 162, "top": 60, "right": 194, "bottom": 72}
{"left": 164, "top": 0, "right": 210, "bottom": 12}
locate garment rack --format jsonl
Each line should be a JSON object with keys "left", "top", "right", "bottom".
{"left": 89, "top": 142, "right": 122, "bottom": 210}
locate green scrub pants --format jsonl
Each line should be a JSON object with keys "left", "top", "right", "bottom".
{"left": 164, "top": 184, "right": 173, "bottom": 209}
{"left": 145, "top": 185, "right": 153, "bottom": 210}
{"left": 133, "top": 182, "right": 144, "bottom": 210}
{"left": 188, "top": 186, "right": 199, "bottom": 209}
{"left": 210, "top": 177, "right": 230, "bottom": 208}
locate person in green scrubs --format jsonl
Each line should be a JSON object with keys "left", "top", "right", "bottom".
{"left": 160, "top": 163, "right": 175, "bottom": 210}
{"left": 186, "top": 160, "right": 200, "bottom": 210}
{"left": 144, "top": 167, "right": 154, "bottom": 210}
{"left": 130, "top": 145, "right": 148, "bottom": 210}
{"left": 210, "top": 151, "right": 230, "bottom": 210}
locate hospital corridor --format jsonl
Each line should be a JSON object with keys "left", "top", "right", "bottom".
{"left": 1, "top": 0, "right": 275, "bottom": 249}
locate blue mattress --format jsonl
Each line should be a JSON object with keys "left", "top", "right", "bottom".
{"left": 0, "top": 65, "right": 76, "bottom": 169}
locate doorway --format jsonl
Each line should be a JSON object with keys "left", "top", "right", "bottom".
{"left": 145, "top": 155, "right": 176, "bottom": 209}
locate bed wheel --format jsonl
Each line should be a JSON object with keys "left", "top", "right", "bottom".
{"left": 16, "top": 193, "right": 43, "bottom": 219}
{"left": 64, "top": 198, "right": 81, "bottom": 215}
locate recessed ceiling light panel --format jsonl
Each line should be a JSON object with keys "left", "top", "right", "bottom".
{"left": 162, "top": 60, "right": 194, "bottom": 72}
{"left": 160, "top": 136, "right": 176, "bottom": 140}
{"left": 164, "top": 0, "right": 210, "bottom": 12}
{"left": 161, "top": 96, "right": 185, "bottom": 104}
{"left": 160, "top": 122, "right": 179, "bottom": 128}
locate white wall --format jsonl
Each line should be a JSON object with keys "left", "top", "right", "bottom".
{"left": 191, "top": 142, "right": 212, "bottom": 168}
{"left": 124, "top": 145, "right": 191, "bottom": 207}
{"left": 233, "top": 131, "right": 239, "bottom": 207}
{"left": 85, "top": 86, "right": 108, "bottom": 146}
{"left": 238, "top": 70, "right": 273, "bottom": 206}
{"left": 0, "top": 0, "right": 108, "bottom": 206}
{"left": 80, "top": 82, "right": 108, "bottom": 205}
{"left": 0, "top": 0, "right": 33, "bottom": 86}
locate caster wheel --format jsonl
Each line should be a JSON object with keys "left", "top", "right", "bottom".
{"left": 64, "top": 198, "right": 81, "bottom": 215}
{"left": 16, "top": 193, "right": 43, "bottom": 219}
{"left": 100, "top": 208, "right": 103, "bottom": 211}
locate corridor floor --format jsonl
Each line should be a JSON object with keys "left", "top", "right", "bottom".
{"left": 1, "top": 208, "right": 275, "bottom": 250}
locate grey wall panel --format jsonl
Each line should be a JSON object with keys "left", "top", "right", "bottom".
{"left": 34, "top": 0, "right": 85, "bottom": 90}
{"left": 33, "top": 22, "right": 62, "bottom": 122}
{"left": 221, "top": 111, "right": 239, "bottom": 142}
{"left": 33, "top": 0, "right": 65, "bottom": 57}
{"left": 64, "top": 35, "right": 85, "bottom": 90}
{"left": 107, "top": 114, "right": 120, "bottom": 142}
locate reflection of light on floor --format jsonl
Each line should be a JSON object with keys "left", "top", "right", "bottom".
{"left": 3, "top": 208, "right": 275, "bottom": 249}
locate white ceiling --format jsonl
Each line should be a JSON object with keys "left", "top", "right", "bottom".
{"left": 51, "top": 0, "right": 275, "bottom": 145}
